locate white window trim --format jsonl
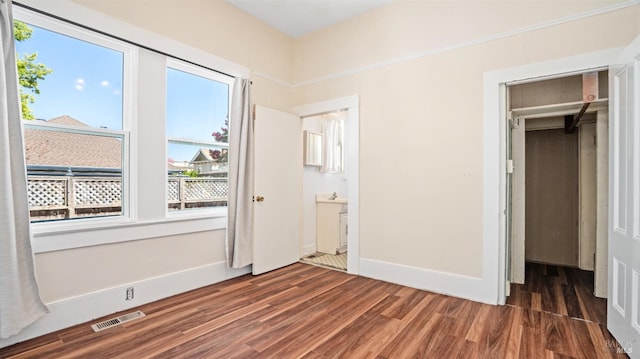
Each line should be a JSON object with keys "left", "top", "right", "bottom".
{"left": 14, "top": 1, "right": 249, "bottom": 252}
{"left": 31, "top": 216, "right": 227, "bottom": 253}
{"left": 16, "top": 7, "right": 136, "bottom": 231}
{"left": 165, "top": 58, "right": 233, "bottom": 153}
{"left": 23, "top": 122, "right": 130, "bottom": 232}
{"left": 165, "top": 58, "right": 234, "bottom": 218}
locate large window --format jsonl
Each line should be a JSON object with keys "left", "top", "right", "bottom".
{"left": 12, "top": 4, "right": 240, "bottom": 251}
{"left": 166, "top": 61, "right": 232, "bottom": 212}
{"left": 10, "top": 3, "right": 244, "bottom": 253}
{"left": 14, "top": 11, "right": 131, "bottom": 223}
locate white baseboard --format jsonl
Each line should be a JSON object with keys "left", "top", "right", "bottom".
{"left": 359, "top": 258, "right": 487, "bottom": 304}
{"left": 0, "top": 261, "right": 251, "bottom": 349}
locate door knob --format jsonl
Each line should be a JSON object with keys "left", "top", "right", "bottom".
{"left": 255, "top": 196, "right": 265, "bottom": 202}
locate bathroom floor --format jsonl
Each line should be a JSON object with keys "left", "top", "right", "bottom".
{"left": 300, "top": 252, "right": 347, "bottom": 271}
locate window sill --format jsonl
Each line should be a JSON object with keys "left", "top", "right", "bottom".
{"left": 31, "top": 212, "right": 227, "bottom": 253}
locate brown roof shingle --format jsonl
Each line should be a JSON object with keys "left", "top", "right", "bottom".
{"left": 24, "top": 116, "right": 122, "bottom": 168}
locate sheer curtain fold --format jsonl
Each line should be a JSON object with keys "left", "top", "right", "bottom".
{"left": 320, "top": 116, "right": 344, "bottom": 174}
{"left": 0, "top": 0, "right": 49, "bottom": 339}
{"left": 226, "top": 78, "right": 253, "bottom": 268}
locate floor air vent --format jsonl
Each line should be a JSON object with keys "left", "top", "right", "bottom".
{"left": 91, "top": 310, "right": 145, "bottom": 332}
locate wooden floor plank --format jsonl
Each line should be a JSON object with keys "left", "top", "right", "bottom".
{"left": 509, "top": 262, "right": 607, "bottom": 324}
{"left": 465, "top": 303, "right": 492, "bottom": 343}
{"left": 477, "top": 305, "right": 518, "bottom": 358}
{"left": 310, "top": 304, "right": 397, "bottom": 358}
{"left": 520, "top": 321, "right": 544, "bottom": 358}
{"left": 0, "top": 262, "right": 628, "bottom": 359}
{"left": 542, "top": 311, "right": 578, "bottom": 357}
{"left": 380, "top": 289, "right": 427, "bottom": 320}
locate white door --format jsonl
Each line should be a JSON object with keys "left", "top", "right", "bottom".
{"left": 608, "top": 35, "right": 640, "bottom": 357}
{"left": 253, "top": 105, "right": 302, "bottom": 275}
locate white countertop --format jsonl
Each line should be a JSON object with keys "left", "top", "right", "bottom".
{"left": 316, "top": 198, "right": 347, "bottom": 204}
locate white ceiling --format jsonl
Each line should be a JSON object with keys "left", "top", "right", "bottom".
{"left": 225, "top": 0, "right": 393, "bottom": 38}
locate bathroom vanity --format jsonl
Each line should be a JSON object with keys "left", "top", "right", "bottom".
{"left": 316, "top": 195, "right": 347, "bottom": 254}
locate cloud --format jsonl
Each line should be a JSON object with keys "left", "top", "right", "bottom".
{"left": 113, "top": 89, "right": 121, "bottom": 96}
{"left": 101, "top": 80, "right": 110, "bottom": 87}
{"left": 75, "top": 78, "right": 84, "bottom": 91}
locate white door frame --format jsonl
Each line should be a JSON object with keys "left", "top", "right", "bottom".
{"left": 482, "top": 48, "right": 621, "bottom": 304}
{"left": 293, "top": 96, "right": 360, "bottom": 275}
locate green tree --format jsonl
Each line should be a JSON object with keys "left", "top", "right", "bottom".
{"left": 14, "top": 20, "right": 53, "bottom": 120}
{"left": 182, "top": 169, "right": 199, "bottom": 178}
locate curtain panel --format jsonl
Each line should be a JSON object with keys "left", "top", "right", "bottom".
{"left": 225, "top": 78, "right": 253, "bottom": 268}
{"left": 0, "top": 0, "right": 48, "bottom": 339}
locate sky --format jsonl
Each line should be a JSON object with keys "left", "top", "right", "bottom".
{"left": 15, "top": 20, "right": 229, "bottom": 163}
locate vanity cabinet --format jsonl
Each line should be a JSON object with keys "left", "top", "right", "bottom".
{"left": 316, "top": 202, "right": 347, "bottom": 254}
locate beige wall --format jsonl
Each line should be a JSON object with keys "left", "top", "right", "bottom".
{"left": 26, "top": 1, "right": 640, "bottom": 302}
{"left": 36, "top": 231, "right": 225, "bottom": 302}
{"left": 292, "top": 2, "right": 640, "bottom": 278}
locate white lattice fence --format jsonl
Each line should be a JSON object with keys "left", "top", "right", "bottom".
{"left": 27, "top": 177, "right": 67, "bottom": 208}
{"left": 183, "top": 178, "right": 228, "bottom": 201}
{"left": 167, "top": 179, "right": 180, "bottom": 202}
{"left": 27, "top": 176, "right": 229, "bottom": 219}
{"left": 74, "top": 178, "right": 122, "bottom": 206}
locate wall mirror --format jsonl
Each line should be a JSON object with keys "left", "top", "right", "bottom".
{"left": 304, "top": 130, "right": 323, "bottom": 166}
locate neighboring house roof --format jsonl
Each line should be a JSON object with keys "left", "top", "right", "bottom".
{"left": 190, "top": 148, "right": 228, "bottom": 163}
{"left": 190, "top": 148, "right": 214, "bottom": 163}
{"left": 190, "top": 148, "right": 229, "bottom": 175}
{"left": 24, "top": 116, "right": 122, "bottom": 168}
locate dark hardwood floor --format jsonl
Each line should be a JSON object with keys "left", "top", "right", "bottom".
{"left": 507, "top": 262, "right": 608, "bottom": 325}
{"left": 0, "top": 263, "right": 627, "bottom": 358}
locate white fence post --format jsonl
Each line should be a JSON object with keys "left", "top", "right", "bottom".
{"left": 66, "top": 177, "right": 76, "bottom": 218}
{"left": 179, "top": 178, "right": 186, "bottom": 209}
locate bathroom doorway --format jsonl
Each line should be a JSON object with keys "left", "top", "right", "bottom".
{"left": 300, "top": 111, "right": 348, "bottom": 271}
{"left": 294, "top": 96, "right": 360, "bottom": 274}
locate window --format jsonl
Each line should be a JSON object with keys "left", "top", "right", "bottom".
{"left": 166, "top": 61, "right": 232, "bottom": 212}
{"left": 12, "top": 4, "right": 243, "bottom": 251}
{"left": 14, "top": 11, "right": 131, "bottom": 223}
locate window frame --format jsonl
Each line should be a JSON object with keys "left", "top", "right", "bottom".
{"left": 12, "top": 1, "right": 249, "bottom": 253}
{"left": 165, "top": 59, "right": 233, "bottom": 218}
{"left": 15, "top": 7, "right": 137, "bottom": 233}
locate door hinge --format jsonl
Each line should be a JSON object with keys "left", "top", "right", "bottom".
{"left": 506, "top": 159, "right": 514, "bottom": 174}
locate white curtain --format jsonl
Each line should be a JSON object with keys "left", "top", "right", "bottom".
{"left": 320, "top": 116, "right": 344, "bottom": 174}
{"left": 226, "top": 78, "right": 253, "bottom": 268}
{"left": 0, "top": 0, "right": 48, "bottom": 339}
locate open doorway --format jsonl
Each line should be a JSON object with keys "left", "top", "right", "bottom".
{"left": 505, "top": 71, "right": 609, "bottom": 324}
{"left": 300, "top": 110, "right": 349, "bottom": 271}
{"left": 294, "top": 96, "right": 360, "bottom": 275}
